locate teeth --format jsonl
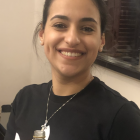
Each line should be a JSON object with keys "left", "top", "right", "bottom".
{"left": 68, "top": 52, "right": 71, "bottom": 56}
{"left": 61, "top": 51, "right": 82, "bottom": 57}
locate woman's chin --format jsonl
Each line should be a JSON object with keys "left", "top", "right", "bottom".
{"left": 62, "top": 72, "right": 78, "bottom": 78}
{"left": 58, "top": 67, "right": 86, "bottom": 78}
{"left": 52, "top": 64, "right": 89, "bottom": 78}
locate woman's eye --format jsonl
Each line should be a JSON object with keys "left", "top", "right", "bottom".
{"left": 82, "top": 27, "right": 94, "bottom": 32}
{"left": 53, "top": 24, "right": 66, "bottom": 29}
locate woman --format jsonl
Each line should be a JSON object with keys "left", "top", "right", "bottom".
{"left": 5, "top": 0, "right": 140, "bottom": 139}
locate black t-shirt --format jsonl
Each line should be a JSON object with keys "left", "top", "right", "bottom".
{"left": 4, "top": 77, "right": 140, "bottom": 140}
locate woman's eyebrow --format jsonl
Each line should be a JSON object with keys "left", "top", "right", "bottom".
{"left": 50, "top": 15, "right": 97, "bottom": 24}
{"left": 80, "top": 17, "right": 97, "bottom": 24}
{"left": 50, "top": 15, "right": 69, "bottom": 21}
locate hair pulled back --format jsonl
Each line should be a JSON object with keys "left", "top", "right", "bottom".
{"left": 33, "top": 0, "right": 108, "bottom": 55}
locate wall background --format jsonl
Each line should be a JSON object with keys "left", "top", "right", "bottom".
{"left": 0, "top": 0, "right": 34, "bottom": 108}
{"left": 0, "top": 0, "right": 140, "bottom": 110}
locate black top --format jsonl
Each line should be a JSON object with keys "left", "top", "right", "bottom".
{"left": 4, "top": 77, "right": 140, "bottom": 140}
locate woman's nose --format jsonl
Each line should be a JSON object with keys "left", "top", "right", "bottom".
{"left": 64, "top": 27, "right": 80, "bottom": 47}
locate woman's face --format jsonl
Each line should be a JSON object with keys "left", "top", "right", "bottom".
{"left": 40, "top": 0, "right": 105, "bottom": 78}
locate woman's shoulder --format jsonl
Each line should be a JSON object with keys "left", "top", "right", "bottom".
{"left": 91, "top": 77, "right": 140, "bottom": 137}
{"left": 13, "top": 80, "right": 52, "bottom": 105}
{"left": 91, "top": 77, "right": 140, "bottom": 112}
{"left": 93, "top": 77, "right": 128, "bottom": 102}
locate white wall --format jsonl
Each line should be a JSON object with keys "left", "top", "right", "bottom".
{"left": 0, "top": 0, "right": 34, "bottom": 107}
{"left": 0, "top": 0, "right": 140, "bottom": 110}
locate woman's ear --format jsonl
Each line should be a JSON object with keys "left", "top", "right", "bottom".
{"left": 39, "top": 29, "right": 45, "bottom": 46}
{"left": 99, "top": 33, "right": 105, "bottom": 52}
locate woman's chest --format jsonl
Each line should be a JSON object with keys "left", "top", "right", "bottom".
{"left": 16, "top": 99, "right": 112, "bottom": 140}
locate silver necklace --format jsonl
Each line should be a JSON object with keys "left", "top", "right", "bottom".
{"left": 41, "top": 85, "right": 80, "bottom": 131}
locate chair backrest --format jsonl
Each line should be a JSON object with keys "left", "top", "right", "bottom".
{"left": 1, "top": 105, "right": 11, "bottom": 129}
{"left": 0, "top": 123, "right": 6, "bottom": 140}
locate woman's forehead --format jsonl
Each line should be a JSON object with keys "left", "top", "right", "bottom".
{"left": 48, "top": 0, "right": 100, "bottom": 23}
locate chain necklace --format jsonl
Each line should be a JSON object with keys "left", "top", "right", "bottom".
{"left": 41, "top": 76, "right": 93, "bottom": 133}
{"left": 41, "top": 85, "right": 80, "bottom": 131}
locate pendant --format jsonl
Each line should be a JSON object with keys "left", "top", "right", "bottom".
{"left": 41, "top": 120, "right": 50, "bottom": 140}
{"left": 41, "top": 120, "right": 48, "bottom": 131}
{"left": 44, "top": 125, "right": 50, "bottom": 140}
{"left": 15, "top": 133, "right": 20, "bottom": 140}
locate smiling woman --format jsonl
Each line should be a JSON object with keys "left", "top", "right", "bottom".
{"left": 4, "top": 0, "right": 140, "bottom": 140}
{"left": 37, "top": 0, "right": 105, "bottom": 84}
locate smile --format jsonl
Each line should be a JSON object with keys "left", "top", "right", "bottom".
{"left": 61, "top": 51, "right": 82, "bottom": 57}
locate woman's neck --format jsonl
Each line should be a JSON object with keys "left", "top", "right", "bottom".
{"left": 51, "top": 72, "right": 94, "bottom": 96}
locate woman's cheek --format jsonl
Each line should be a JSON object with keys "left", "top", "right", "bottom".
{"left": 86, "top": 39, "right": 98, "bottom": 52}
{"left": 44, "top": 46, "right": 49, "bottom": 59}
{"left": 48, "top": 33, "right": 64, "bottom": 49}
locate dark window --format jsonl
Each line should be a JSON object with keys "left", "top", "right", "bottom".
{"left": 96, "top": 0, "right": 140, "bottom": 80}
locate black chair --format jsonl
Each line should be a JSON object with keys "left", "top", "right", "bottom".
{"left": 1, "top": 105, "right": 11, "bottom": 130}
{"left": 0, "top": 123, "right": 6, "bottom": 140}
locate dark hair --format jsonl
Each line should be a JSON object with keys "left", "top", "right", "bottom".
{"left": 33, "top": 0, "right": 108, "bottom": 56}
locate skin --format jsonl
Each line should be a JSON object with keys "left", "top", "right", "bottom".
{"left": 39, "top": 0, "right": 105, "bottom": 96}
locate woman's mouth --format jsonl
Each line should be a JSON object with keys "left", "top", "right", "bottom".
{"left": 60, "top": 51, "right": 83, "bottom": 57}
{"left": 57, "top": 48, "right": 86, "bottom": 60}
